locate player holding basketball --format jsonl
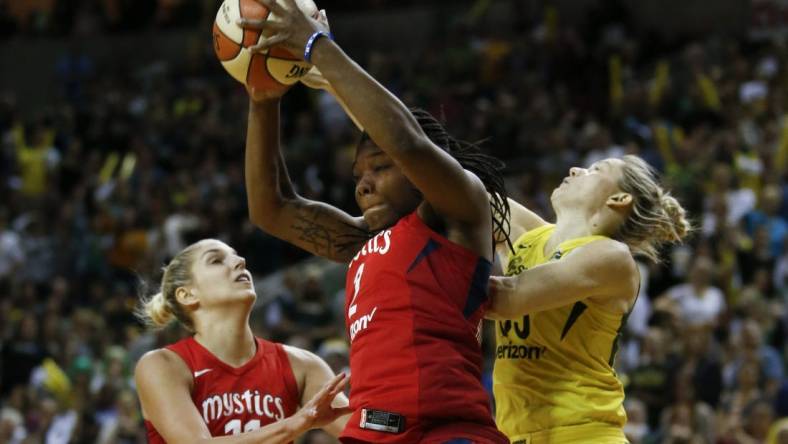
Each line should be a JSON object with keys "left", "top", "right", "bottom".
{"left": 488, "top": 156, "right": 691, "bottom": 443}
{"left": 135, "top": 239, "right": 351, "bottom": 443}
{"left": 239, "top": 1, "right": 510, "bottom": 442}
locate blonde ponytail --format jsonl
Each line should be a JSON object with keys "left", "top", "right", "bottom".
{"left": 136, "top": 242, "right": 202, "bottom": 331}
{"left": 658, "top": 192, "right": 691, "bottom": 243}
{"left": 616, "top": 155, "right": 692, "bottom": 262}
{"left": 137, "top": 292, "right": 176, "bottom": 329}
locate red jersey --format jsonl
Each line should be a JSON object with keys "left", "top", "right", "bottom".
{"left": 342, "top": 212, "right": 507, "bottom": 443}
{"left": 144, "top": 337, "right": 300, "bottom": 443}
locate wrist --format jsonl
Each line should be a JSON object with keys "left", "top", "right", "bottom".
{"left": 303, "top": 30, "right": 334, "bottom": 64}
{"left": 283, "top": 412, "right": 310, "bottom": 435}
{"left": 249, "top": 96, "right": 281, "bottom": 107}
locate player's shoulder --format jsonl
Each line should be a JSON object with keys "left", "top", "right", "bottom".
{"left": 564, "top": 235, "right": 626, "bottom": 259}
{"left": 281, "top": 344, "right": 335, "bottom": 398}
{"left": 281, "top": 344, "right": 324, "bottom": 371}
{"left": 572, "top": 237, "right": 637, "bottom": 273}
{"left": 572, "top": 238, "right": 639, "bottom": 294}
{"left": 136, "top": 348, "right": 190, "bottom": 372}
{"left": 135, "top": 348, "right": 193, "bottom": 386}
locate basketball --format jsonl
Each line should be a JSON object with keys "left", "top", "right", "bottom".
{"left": 212, "top": 0, "right": 320, "bottom": 92}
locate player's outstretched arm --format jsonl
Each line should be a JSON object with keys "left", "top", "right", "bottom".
{"left": 245, "top": 97, "right": 370, "bottom": 262}
{"left": 135, "top": 349, "right": 351, "bottom": 444}
{"left": 240, "top": 0, "right": 489, "bottom": 227}
{"left": 507, "top": 198, "right": 549, "bottom": 240}
{"left": 496, "top": 197, "right": 550, "bottom": 270}
{"left": 284, "top": 345, "right": 351, "bottom": 437}
{"left": 486, "top": 239, "right": 638, "bottom": 320}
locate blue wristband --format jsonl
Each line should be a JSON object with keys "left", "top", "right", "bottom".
{"left": 304, "top": 30, "right": 333, "bottom": 63}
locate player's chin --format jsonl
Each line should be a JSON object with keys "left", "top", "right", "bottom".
{"left": 362, "top": 208, "right": 398, "bottom": 232}
{"left": 232, "top": 288, "right": 257, "bottom": 303}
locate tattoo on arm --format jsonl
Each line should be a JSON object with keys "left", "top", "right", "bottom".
{"left": 290, "top": 203, "right": 371, "bottom": 260}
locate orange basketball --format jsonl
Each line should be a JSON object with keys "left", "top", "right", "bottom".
{"left": 212, "top": 0, "right": 319, "bottom": 92}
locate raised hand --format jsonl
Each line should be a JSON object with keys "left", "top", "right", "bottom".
{"left": 299, "top": 10, "right": 331, "bottom": 90}
{"left": 292, "top": 372, "right": 352, "bottom": 431}
{"left": 238, "top": 0, "right": 326, "bottom": 58}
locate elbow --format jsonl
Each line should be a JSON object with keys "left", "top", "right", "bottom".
{"left": 247, "top": 197, "right": 283, "bottom": 230}
{"left": 488, "top": 281, "right": 524, "bottom": 319}
{"left": 488, "top": 301, "right": 527, "bottom": 320}
{"left": 248, "top": 207, "right": 266, "bottom": 229}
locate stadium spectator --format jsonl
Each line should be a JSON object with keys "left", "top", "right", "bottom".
{"left": 0, "top": 1, "right": 787, "bottom": 442}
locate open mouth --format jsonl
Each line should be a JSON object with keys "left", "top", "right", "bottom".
{"left": 235, "top": 273, "right": 251, "bottom": 283}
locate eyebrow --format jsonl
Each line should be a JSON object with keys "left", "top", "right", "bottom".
{"left": 351, "top": 151, "right": 387, "bottom": 173}
{"left": 201, "top": 248, "right": 237, "bottom": 258}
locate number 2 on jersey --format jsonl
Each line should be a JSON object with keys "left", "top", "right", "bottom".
{"left": 348, "top": 263, "right": 365, "bottom": 318}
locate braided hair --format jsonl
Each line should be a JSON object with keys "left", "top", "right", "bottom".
{"left": 359, "top": 108, "right": 512, "bottom": 252}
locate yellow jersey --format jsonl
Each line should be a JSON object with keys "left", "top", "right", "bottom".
{"left": 493, "top": 224, "right": 631, "bottom": 442}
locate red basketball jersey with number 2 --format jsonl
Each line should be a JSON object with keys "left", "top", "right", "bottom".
{"left": 144, "top": 337, "right": 300, "bottom": 443}
{"left": 342, "top": 212, "right": 507, "bottom": 443}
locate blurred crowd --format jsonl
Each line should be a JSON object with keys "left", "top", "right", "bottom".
{"left": 1, "top": 0, "right": 788, "bottom": 443}
{"left": 0, "top": 0, "right": 431, "bottom": 37}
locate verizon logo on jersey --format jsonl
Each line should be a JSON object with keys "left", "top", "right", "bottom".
{"left": 349, "top": 306, "right": 377, "bottom": 342}
{"left": 201, "top": 390, "right": 285, "bottom": 424}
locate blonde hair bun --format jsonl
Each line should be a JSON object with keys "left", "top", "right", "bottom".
{"left": 138, "top": 292, "right": 175, "bottom": 329}
{"left": 660, "top": 193, "right": 692, "bottom": 242}
{"left": 618, "top": 155, "right": 691, "bottom": 262}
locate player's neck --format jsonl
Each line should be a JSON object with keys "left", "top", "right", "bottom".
{"left": 193, "top": 315, "right": 256, "bottom": 368}
{"left": 547, "top": 210, "right": 594, "bottom": 254}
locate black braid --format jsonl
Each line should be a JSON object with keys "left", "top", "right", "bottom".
{"left": 409, "top": 109, "right": 512, "bottom": 252}
{"left": 415, "top": 108, "right": 515, "bottom": 252}
{"left": 356, "top": 109, "right": 513, "bottom": 251}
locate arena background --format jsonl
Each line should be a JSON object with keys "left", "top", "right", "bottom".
{"left": 1, "top": 0, "right": 788, "bottom": 442}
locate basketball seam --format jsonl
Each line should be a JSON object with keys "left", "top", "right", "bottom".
{"left": 239, "top": 0, "right": 303, "bottom": 62}
{"left": 230, "top": 0, "right": 307, "bottom": 88}
{"left": 214, "top": 24, "right": 242, "bottom": 61}
{"left": 240, "top": 0, "right": 263, "bottom": 48}
{"left": 246, "top": 52, "right": 256, "bottom": 86}
{"left": 262, "top": 54, "right": 287, "bottom": 86}
{"left": 268, "top": 54, "right": 304, "bottom": 62}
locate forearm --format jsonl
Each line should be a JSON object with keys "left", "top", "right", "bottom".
{"left": 488, "top": 268, "right": 578, "bottom": 319}
{"left": 488, "top": 275, "right": 529, "bottom": 319}
{"left": 243, "top": 98, "right": 370, "bottom": 261}
{"left": 310, "top": 39, "right": 425, "bottom": 155}
{"left": 319, "top": 80, "right": 364, "bottom": 131}
{"left": 488, "top": 242, "right": 635, "bottom": 319}
{"left": 245, "top": 99, "right": 296, "bottom": 221}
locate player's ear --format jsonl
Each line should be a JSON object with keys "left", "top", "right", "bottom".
{"left": 175, "top": 287, "right": 199, "bottom": 307}
{"left": 606, "top": 192, "right": 632, "bottom": 210}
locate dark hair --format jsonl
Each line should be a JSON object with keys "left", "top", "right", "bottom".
{"left": 359, "top": 108, "right": 512, "bottom": 251}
